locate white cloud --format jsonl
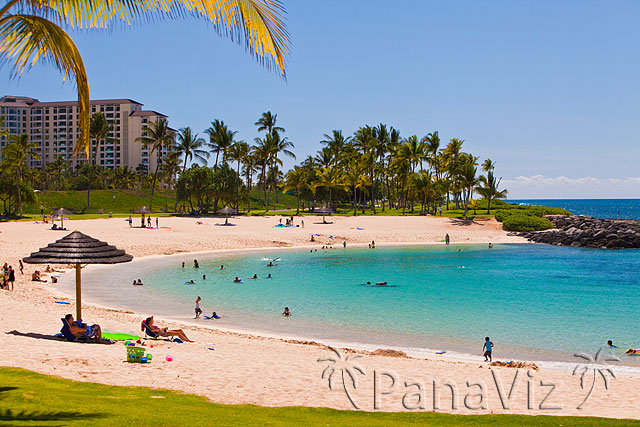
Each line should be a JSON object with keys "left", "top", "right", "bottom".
{"left": 502, "top": 175, "right": 640, "bottom": 199}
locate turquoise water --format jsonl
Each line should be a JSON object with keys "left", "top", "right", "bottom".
{"left": 508, "top": 199, "right": 640, "bottom": 220}
{"left": 73, "top": 244, "right": 640, "bottom": 365}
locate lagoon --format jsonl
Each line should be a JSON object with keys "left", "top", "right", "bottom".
{"left": 60, "top": 243, "right": 640, "bottom": 366}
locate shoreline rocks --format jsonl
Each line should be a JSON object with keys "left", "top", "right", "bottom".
{"left": 517, "top": 215, "right": 640, "bottom": 249}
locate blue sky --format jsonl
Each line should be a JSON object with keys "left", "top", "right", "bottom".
{"left": 3, "top": 0, "right": 640, "bottom": 198}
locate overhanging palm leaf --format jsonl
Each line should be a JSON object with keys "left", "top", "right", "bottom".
{"left": 13, "top": 0, "right": 289, "bottom": 75}
{"left": 0, "top": 13, "right": 90, "bottom": 157}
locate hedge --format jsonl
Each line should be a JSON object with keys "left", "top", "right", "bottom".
{"left": 502, "top": 214, "right": 555, "bottom": 232}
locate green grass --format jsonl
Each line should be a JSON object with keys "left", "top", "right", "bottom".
{"left": 22, "top": 189, "right": 178, "bottom": 215}
{"left": 0, "top": 367, "right": 635, "bottom": 426}
{"left": 14, "top": 189, "right": 562, "bottom": 221}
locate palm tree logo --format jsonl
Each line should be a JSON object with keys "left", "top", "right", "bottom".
{"left": 573, "top": 349, "right": 620, "bottom": 409}
{"left": 318, "top": 347, "right": 366, "bottom": 409}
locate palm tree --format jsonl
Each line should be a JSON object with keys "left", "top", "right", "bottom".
{"left": 255, "top": 111, "right": 285, "bottom": 136}
{"left": 1, "top": 133, "right": 39, "bottom": 216}
{"left": 283, "top": 166, "right": 308, "bottom": 215}
{"left": 206, "top": 120, "right": 236, "bottom": 169}
{"left": 227, "top": 141, "right": 250, "bottom": 210}
{"left": 320, "top": 130, "right": 350, "bottom": 164}
{"left": 47, "top": 155, "right": 70, "bottom": 190}
{"left": 482, "top": 158, "right": 495, "bottom": 172}
{"left": 0, "top": 1, "right": 290, "bottom": 160}
{"left": 135, "top": 119, "right": 173, "bottom": 211}
{"left": 476, "top": 171, "right": 508, "bottom": 214}
{"left": 86, "top": 112, "right": 115, "bottom": 209}
{"left": 176, "top": 127, "right": 208, "bottom": 172}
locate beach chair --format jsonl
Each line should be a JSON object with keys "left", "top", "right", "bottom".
{"left": 60, "top": 318, "right": 91, "bottom": 343}
{"left": 141, "top": 320, "right": 173, "bottom": 341}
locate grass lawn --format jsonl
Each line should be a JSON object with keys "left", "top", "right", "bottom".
{"left": 0, "top": 367, "right": 635, "bottom": 426}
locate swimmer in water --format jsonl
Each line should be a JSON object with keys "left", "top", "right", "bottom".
{"left": 267, "top": 262, "right": 274, "bottom": 267}
{"left": 194, "top": 259, "right": 199, "bottom": 268}
{"left": 220, "top": 265, "right": 224, "bottom": 270}
{"left": 233, "top": 277, "right": 242, "bottom": 283}
{"left": 203, "top": 274, "right": 206, "bottom": 280}
{"left": 186, "top": 280, "right": 195, "bottom": 284}
{"left": 267, "top": 274, "right": 272, "bottom": 278}
{"left": 282, "top": 306, "right": 291, "bottom": 317}
{"left": 252, "top": 274, "right": 258, "bottom": 279}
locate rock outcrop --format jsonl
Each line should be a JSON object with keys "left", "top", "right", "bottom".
{"left": 516, "top": 215, "right": 640, "bottom": 249}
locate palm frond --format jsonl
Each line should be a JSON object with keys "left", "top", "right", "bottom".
{"left": 0, "top": 13, "right": 90, "bottom": 157}
{"left": 16, "top": 0, "right": 289, "bottom": 75}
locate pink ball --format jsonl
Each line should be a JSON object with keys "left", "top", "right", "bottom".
{"left": 166, "top": 355, "right": 173, "bottom": 362}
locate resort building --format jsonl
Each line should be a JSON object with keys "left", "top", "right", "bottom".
{"left": 0, "top": 95, "right": 172, "bottom": 172}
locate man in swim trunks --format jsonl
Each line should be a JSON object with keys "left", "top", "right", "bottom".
{"left": 65, "top": 314, "right": 104, "bottom": 344}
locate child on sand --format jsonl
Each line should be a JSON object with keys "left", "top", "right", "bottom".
{"left": 483, "top": 337, "right": 494, "bottom": 362}
{"left": 195, "top": 296, "right": 202, "bottom": 318}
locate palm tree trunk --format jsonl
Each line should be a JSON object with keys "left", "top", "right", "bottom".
{"left": 15, "top": 166, "right": 22, "bottom": 216}
{"left": 236, "top": 160, "right": 241, "bottom": 211}
{"left": 150, "top": 161, "right": 160, "bottom": 212}
{"left": 296, "top": 190, "right": 300, "bottom": 215}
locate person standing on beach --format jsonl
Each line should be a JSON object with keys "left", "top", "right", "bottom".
{"left": 7, "top": 266, "right": 15, "bottom": 291}
{"left": 155, "top": 217, "right": 159, "bottom": 229}
{"left": 439, "top": 206, "right": 442, "bottom": 216}
{"left": 195, "top": 296, "right": 202, "bottom": 318}
{"left": 301, "top": 220, "right": 304, "bottom": 228}
{"left": 128, "top": 216, "right": 133, "bottom": 228}
{"left": 445, "top": 234, "right": 450, "bottom": 245}
{"left": 19, "top": 260, "right": 24, "bottom": 275}
{"left": 483, "top": 337, "right": 494, "bottom": 362}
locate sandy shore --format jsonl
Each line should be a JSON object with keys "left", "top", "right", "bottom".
{"left": 1, "top": 215, "right": 639, "bottom": 419}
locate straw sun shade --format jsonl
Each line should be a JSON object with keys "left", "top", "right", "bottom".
{"left": 52, "top": 208, "right": 74, "bottom": 229}
{"left": 218, "top": 206, "right": 237, "bottom": 224}
{"left": 314, "top": 206, "right": 334, "bottom": 223}
{"left": 23, "top": 231, "right": 132, "bottom": 320}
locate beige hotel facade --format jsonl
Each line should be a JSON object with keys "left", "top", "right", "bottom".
{"left": 0, "top": 95, "right": 172, "bottom": 172}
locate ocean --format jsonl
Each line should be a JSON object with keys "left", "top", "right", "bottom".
{"left": 507, "top": 199, "right": 640, "bottom": 220}
{"left": 60, "top": 243, "right": 640, "bottom": 367}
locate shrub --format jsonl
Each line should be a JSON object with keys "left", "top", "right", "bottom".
{"left": 502, "top": 214, "right": 554, "bottom": 232}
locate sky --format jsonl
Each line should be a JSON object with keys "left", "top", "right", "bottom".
{"left": 2, "top": 0, "right": 640, "bottom": 198}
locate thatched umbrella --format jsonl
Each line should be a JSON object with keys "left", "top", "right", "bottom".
{"left": 23, "top": 231, "right": 132, "bottom": 320}
{"left": 219, "top": 206, "right": 237, "bottom": 225}
{"left": 134, "top": 206, "right": 152, "bottom": 214}
{"left": 52, "top": 208, "right": 74, "bottom": 229}
{"left": 314, "top": 206, "right": 334, "bottom": 223}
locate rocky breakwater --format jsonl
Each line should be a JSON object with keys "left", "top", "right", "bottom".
{"left": 517, "top": 215, "right": 640, "bottom": 249}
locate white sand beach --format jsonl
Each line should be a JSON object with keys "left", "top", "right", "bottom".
{"left": 1, "top": 215, "right": 639, "bottom": 419}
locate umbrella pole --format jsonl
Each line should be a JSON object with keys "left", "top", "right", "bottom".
{"left": 75, "top": 263, "right": 82, "bottom": 320}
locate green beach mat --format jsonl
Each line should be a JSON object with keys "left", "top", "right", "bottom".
{"left": 102, "top": 332, "right": 140, "bottom": 341}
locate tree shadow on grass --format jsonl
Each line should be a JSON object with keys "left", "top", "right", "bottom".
{"left": 0, "top": 387, "right": 107, "bottom": 423}
{"left": 0, "top": 408, "right": 106, "bottom": 422}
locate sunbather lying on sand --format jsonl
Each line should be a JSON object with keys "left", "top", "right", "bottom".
{"left": 144, "top": 316, "right": 193, "bottom": 342}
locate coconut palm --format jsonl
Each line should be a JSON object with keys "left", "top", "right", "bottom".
{"left": 283, "top": 166, "right": 308, "bottom": 215}
{"left": 227, "top": 141, "right": 250, "bottom": 210}
{"left": 1, "top": 133, "right": 39, "bottom": 216}
{"left": 135, "top": 119, "right": 173, "bottom": 211}
{"left": 0, "top": 1, "right": 290, "bottom": 160}
{"left": 255, "top": 111, "right": 285, "bottom": 136}
{"left": 206, "top": 120, "right": 237, "bottom": 169}
{"left": 476, "top": 171, "right": 508, "bottom": 214}
{"left": 482, "top": 158, "right": 496, "bottom": 172}
{"left": 176, "top": 127, "right": 208, "bottom": 172}
{"left": 86, "top": 112, "right": 116, "bottom": 208}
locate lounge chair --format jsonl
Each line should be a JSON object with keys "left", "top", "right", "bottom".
{"left": 141, "top": 320, "right": 173, "bottom": 341}
{"left": 60, "top": 318, "right": 90, "bottom": 343}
